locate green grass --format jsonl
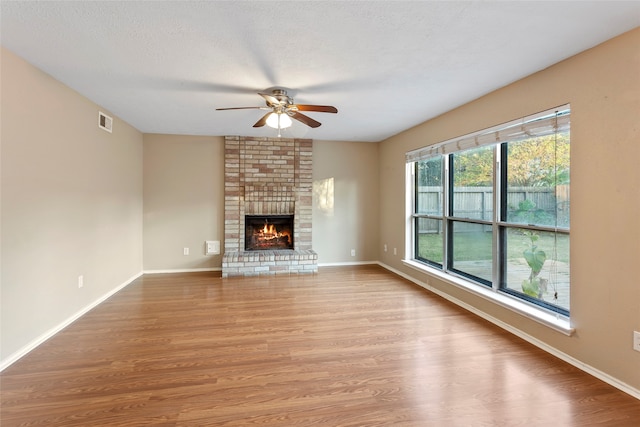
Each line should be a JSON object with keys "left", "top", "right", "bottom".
{"left": 417, "top": 230, "right": 569, "bottom": 263}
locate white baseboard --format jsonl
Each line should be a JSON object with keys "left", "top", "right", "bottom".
{"left": 376, "top": 261, "right": 640, "bottom": 400}
{"left": 143, "top": 267, "right": 221, "bottom": 274}
{"left": 0, "top": 271, "right": 143, "bottom": 372}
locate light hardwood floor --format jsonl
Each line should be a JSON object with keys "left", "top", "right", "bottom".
{"left": 1, "top": 265, "right": 639, "bottom": 426}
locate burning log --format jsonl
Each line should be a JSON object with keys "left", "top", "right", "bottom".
{"left": 245, "top": 215, "right": 294, "bottom": 251}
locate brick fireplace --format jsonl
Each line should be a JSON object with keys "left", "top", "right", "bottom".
{"left": 222, "top": 136, "right": 318, "bottom": 277}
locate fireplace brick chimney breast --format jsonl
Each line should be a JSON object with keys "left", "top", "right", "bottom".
{"left": 222, "top": 136, "right": 317, "bottom": 277}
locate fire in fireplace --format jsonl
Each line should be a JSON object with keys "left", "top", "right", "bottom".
{"left": 245, "top": 215, "right": 294, "bottom": 251}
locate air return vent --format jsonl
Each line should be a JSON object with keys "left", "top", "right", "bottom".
{"left": 98, "top": 111, "right": 113, "bottom": 133}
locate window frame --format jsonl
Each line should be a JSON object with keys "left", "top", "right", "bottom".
{"left": 413, "top": 155, "right": 445, "bottom": 269}
{"left": 407, "top": 105, "right": 571, "bottom": 327}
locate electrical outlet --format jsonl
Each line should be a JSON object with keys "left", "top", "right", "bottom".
{"left": 393, "top": 247, "right": 397, "bottom": 255}
{"left": 78, "top": 275, "right": 84, "bottom": 289}
{"left": 350, "top": 249, "right": 356, "bottom": 257}
{"left": 183, "top": 247, "right": 189, "bottom": 256}
{"left": 384, "top": 244, "right": 387, "bottom": 252}
{"left": 633, "top": 331, "right": 640, "bottom": 352}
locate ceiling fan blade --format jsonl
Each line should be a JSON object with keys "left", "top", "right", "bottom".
{"left": 294, "top": 104, "right": 338, "bottom": 113}
{"left": 259, "top": 92, "right": 284, "bottom": 106}
{"left": 290, "top": 112, "right": 321, "bottom": 128}
{"left": 216, "top": 106, "right": 266, "bottom": 111}
{"left": 253, "top": 113, "right": 271, "bottom": 128}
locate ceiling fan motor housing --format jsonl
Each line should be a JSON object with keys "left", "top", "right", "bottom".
{"left": 269, "top": 89, "right": 293, "bottom": 105}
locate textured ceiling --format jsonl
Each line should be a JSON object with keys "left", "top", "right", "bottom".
{"left": 1, "top": 1, "right": 639, "bottom": 142}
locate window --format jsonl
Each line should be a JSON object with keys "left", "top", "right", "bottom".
{"left": 415, "top": 156, "right": 444, "bottom": 267}
{"left": 407, "top": 106, "right": 570, "bottom": 317}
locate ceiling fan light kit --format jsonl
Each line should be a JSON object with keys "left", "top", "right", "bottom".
{"left": 217, "top": 88, "right": 338, "bottom": 137}
{"left": 266, "top": 112, "right": 292, "bottom": 129}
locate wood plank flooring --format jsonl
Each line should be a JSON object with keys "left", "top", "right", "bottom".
{"left": 1, "top": 265, "right": 639, "bottom": 426}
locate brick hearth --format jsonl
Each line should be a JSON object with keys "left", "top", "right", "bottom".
{"left": 222, "top": 136, "right": 317, "bottom": 277}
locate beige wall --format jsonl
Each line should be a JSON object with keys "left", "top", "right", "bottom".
{"left": 142, "top": 137, "right": 380, "bottom": 268}
{"left": 1, "top": 47, "right": 144, "bottom": 364}
{"left": 379, "top": 28, "right": 640, "bottom": 391}
{"left": 313, "top": 140, "right": 379, "bottom": 264}
{"left": 143, "top": 134, "right": 224, "bottom": 271}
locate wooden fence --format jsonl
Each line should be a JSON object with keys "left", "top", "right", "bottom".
{"left": 416, "top": 186, "right": 569, "bottom": 232}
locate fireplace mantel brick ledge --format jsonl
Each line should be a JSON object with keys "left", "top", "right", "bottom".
{"left": 222, "top": 136, "right": 318, "bottom": 278}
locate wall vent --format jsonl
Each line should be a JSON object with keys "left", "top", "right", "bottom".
{"left": 98, "top": 111, "right": 113, "bottom": 133}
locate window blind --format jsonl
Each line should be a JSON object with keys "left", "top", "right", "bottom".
{"left": 406, "top": 104, "right": 570, "bottom": 163}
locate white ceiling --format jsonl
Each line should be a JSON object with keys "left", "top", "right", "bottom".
{"left": 1, "top": 1, "right": 639, "bottom": 142}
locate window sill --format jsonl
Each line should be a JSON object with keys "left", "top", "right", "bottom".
{"left": 402, "top": 259, "right": 574, "bottom": 336}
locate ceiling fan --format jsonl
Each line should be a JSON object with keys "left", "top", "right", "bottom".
{"left": 216, "top": 89, "right": 338, "bottom": 135}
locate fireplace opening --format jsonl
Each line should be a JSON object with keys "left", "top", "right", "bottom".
{"left": 245, "top": 215, "right": 294, "bottom": 251}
